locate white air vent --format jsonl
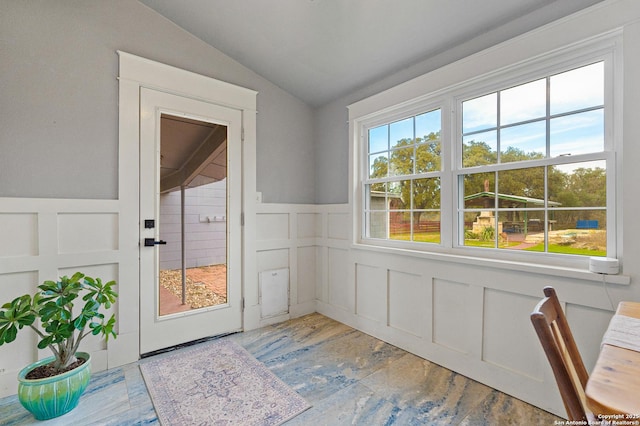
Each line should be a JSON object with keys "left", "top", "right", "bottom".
{"left": 259, "top": 268, "right": 289, "bottom": 318}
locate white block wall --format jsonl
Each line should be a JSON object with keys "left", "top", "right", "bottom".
{"left": 159, "top": 180, "right": 227, "bottom": 270}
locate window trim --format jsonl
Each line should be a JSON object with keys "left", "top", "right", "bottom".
{"left": 352, "top": 31, "right": 622, "bottom": 272}
{"left": 362, "top": 106, "right": 445, "bottom": 243}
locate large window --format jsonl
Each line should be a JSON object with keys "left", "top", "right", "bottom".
{"left": 459, "top": 62, "right": 607, "bottom": 256}
{"left": 360, "top": 50, "right": 616, "bottom": 262}
{"left": 364, "top": 109, "right": 442, "bottom": 243}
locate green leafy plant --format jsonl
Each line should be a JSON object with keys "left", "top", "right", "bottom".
{"left": 0, "top": 272, "right": 117, "bottom": 373}
{"left": 480, "top": 226, "right": 495, "bottom": 242}
{"left": 464, "top": 230, "right": 479, "bottom": 239}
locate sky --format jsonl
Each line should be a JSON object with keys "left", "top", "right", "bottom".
{"left": 462, "top": 61, "right": 604, "bottom": 159}
{"left": 367, "top": 61, "right": 605, "bottom": 177}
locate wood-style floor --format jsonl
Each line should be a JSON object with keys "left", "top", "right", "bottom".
{"left": 0, "top": 313, "right": 561, "bottom": 425}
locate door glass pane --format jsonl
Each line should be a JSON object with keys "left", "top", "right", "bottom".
{"left": 158, "top": 114, "right": 228, "bottom": 316}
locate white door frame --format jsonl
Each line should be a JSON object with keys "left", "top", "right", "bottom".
{"left": 139, "top": 88, "right": 243, "bottom": 353}
{"left": 117, "top": 51, "right": 258, "bottom": 362}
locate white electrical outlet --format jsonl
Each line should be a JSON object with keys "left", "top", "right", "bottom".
{"left": 256, "top": 192, "right": 262, "bottom": 203}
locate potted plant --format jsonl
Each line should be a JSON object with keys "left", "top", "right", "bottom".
{"left": 0, "top": 272, "right": 117, "bottom": 420}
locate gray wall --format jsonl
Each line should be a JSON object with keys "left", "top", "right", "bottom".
{"left": 0, "top": 0, "right": 315, "bottom": 203}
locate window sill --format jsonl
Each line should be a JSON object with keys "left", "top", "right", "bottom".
{"left": 352, "top": 241, "right": 631, "bottom": 285}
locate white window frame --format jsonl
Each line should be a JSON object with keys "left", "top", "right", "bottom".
{"left": 361, "top": 103, "right": 447, "bottom": 243}
{"left": 352, "top": 32, "right": 622, "bottom": 271}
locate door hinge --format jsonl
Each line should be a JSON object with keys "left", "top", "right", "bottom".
{"left": 241, "top": 212, "right": 245, "bottom": 226}
{"left": 241, "top": 297, "right": 245, "bottom": 312}
{"left": 241, "top": 127, "right": 245, "bottom": 142}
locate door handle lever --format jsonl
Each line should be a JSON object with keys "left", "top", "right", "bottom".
{"left": 144, "top": 238, "right": 167, "bottom": 247}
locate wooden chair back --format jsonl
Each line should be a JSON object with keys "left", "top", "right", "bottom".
{"left": 530, "top": 286, "right": 592, "bottom": 421}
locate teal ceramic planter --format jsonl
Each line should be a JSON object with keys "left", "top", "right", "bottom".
{"left": 17, "top": 352, "right": 91, "bottom": 420}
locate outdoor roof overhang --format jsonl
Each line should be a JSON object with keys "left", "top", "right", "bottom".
{"left": 464, "top": 191, "right": 561, "bottom": 207}
{"left": 370, "top": 191, "right": 403, "bottom": 199}
{"left": 160, "top": 115, "right": 227, "bottom": 194}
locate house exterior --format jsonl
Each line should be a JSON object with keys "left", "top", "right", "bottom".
{"left": 2, "top": 0, "right": 639, "bottom": 418}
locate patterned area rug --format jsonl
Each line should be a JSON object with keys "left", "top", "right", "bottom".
{"left": 140, "top": 339, "right": 310, "bottom": 425}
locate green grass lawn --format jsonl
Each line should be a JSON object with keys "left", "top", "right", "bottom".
{"left": 464, "top": 240, "right": 520, "bottom": 248}
{"left": 392, "top": 233, "right": 516, "bottom": 247}
{"left": 391, "top": 231, "right": 606, "bottom": 256}
{"left": 391, "top": 232, "right": 440, "bottom": 243}
{"left": 526, "top": 243, "right": 606, "bottom": 256}
{"left": 464, "top": 240, "right": 606, "bottom": 256}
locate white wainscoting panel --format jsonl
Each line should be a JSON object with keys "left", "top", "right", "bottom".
{"left": 250, "top": 204, "right": 347, "bottom": 329}
{"left": 566, "top": 303, "right": 614, "bottom": 371}
{"left": 257, "top": 248, "right": 289, "bottom": 272}
{"left": 58, "top": 213, "right": 119, "bottom": 253}
{"left": 297, "top": 246, "right": 318, "bottom": 304}
{"left": 0, "top": 271, "right": 38, "bottom": 374}
{"left": 355, "top": 263, "right": 387, "bottom": 323}
{"left": 0, "top": 198, "right": 128, "bottom": 398}
{"left": 312, "top": 201, "right": 629, "bottom": 417}
{"left": 256, "top": 213, "right": 289, "bottom": 241}
{"left": 2, "top": 193, "right": 625, "bottom": 415}
{"left": 482, "top": 289, "right": 544, "bottom": 381}
{"left": 0, "top": 213, "right": 38, "bottom": 257}
{"left": 297, "top": 213, "right": 321, "bottom": 238}
{"left": 328, "top": 247, "right": 351, "bottom": 312}
{"left": 327, "top": 213, "right": 349, "bottom": 240}
{"left": 388, "top": 270, "right": 425, "bottom": 338}
{"left": 432, "top": 279, "right": 474, "bottom": 355}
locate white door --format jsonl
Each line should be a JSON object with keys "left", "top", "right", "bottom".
{"left": 139, "top": 88, "right": 242, "bottom": 354}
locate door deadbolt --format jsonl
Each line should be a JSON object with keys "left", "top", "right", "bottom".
{"left": 144, "top": 238, "right": 167, "bottom": 247}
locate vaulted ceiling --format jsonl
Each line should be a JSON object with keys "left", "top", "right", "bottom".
{"left": 139, "top": 0, "right": 603, "bottom": 107}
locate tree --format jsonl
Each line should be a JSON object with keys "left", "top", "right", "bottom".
{"left": 370, "top": 132, "right": 606, "bottom": 233}
{"left": 370, "top": 156, "right": 388, "bottom": 192}
{"left": 552, "top": 166, "right": 606, "bottom": 226}
{"left": 369, "top": 132, "right": 441, "bottom": 229}
{"left": 389, "top": 134, "right": 441, "bottom": 225}
{"left": 463, "top": 140, "right": 496, "bottom": 167}
{"left": 460, "top": 141, "right": 607, "bottom": 231}
{"left": 564, "top": 167, "right": 606, "bottom": 207}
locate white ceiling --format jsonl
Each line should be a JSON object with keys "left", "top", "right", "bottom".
{"left": 139, "top": 0, "right": 603, "bottom": 107}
